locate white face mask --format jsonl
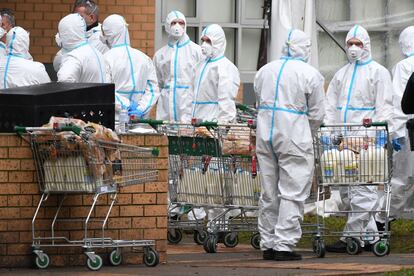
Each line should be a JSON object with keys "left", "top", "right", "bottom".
{"left": 55, "top": 33, "right": 62, "bottom": 48}
{"left": 347, "top": 44, "right": 363, "bottom": 61}
{"left": 0, "top": 27, "right": 6, "bottom": 39}
{"left": 170, "top": 23, "right": 184, "bottom": 39}
{"left": 201, "top": 41, "right": 213, "bottom": 57}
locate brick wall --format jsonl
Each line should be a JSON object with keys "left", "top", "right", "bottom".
{"left": 1, "top": 0, "right": 156, "bottom": 63}
{"left": 0, "top": 133, "right": 168, "bottom": 268}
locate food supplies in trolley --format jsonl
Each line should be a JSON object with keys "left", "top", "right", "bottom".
{"left": 318, "top": 124, "right": 389, "bottom": 184}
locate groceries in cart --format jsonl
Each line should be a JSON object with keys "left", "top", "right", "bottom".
{"left": 17, "top": 116, "right": 159, "bottom": 193}
{"left": 319, "top": 128, "right": 389, "bottom": 184}
{"left": 31, "top": 117, "right": 122, "bottom": 192}
{"left": 15, "top": 119, "right": 160, "bottom": 270}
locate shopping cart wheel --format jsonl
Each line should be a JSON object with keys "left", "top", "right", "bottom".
{"left": 250, "top": 233, "right": 260, "bottom": 250}
{"left": 203, "top": 236, "right": 218, "bottom": 253}
{"left": 312, "top": 239, "right": 326, "bottom": 258}
{"left": 167, "top": 229, "right": 183, "bottom": 244}
{"left": 346, "top": 238, "right": 361, "bottom": 255}
{"left": 109, "top": 249, "right": 122, "bottom": 266}
{"left": 373, "top": 240, "right": 389, "bottom": 257}
{"left": 223, "top": 232, "right": 239, "bottom": 248}
{"left": 86, "top": 254, "right": 103, "bottom": 271}
{"left": 143, "top": 248, "right": 160, "bottom": 267}
{"left": 193, "top": 230, "right": 208, "bottom": 245}
{"left": 34, "top": 253, "right": 50, "bottom": 269}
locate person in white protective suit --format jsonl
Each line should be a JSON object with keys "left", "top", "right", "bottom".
{"left": 375, "top": 26, "right": 414, "bottom": 229}
{"left": 56, "top": 13, "right": 106, "bottom": 83}
{"left": 0, "top": 10, "right": 16, "bottom": 57}
{"left": 0, "top": 15, "right": 7, "bottom": 57}
{"left": 189, "top": 24, "right": 240, "bottom": 225}
{"left": 101, "top": 14, "right": 159, "bottom": 120}
{"left": 53, "top": 0, "right": 108, "bottom": 72}
{"left": 0, "top": 27, "right": 50, "bottom": 89}
{"left": 154, "top": 10, "right": 203, "bottom": 122}
{"left": 255, "top": 29, "right": 325, "bottom": 261}
{"left": 325, "top": 25, "right": 393, "bottom": 253}
{"left": 191, "top": 24, "right": 240, "bottom": 123}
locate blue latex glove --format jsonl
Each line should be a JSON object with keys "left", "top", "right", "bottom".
{"left": 320, "top": 136, "right": 331, "bottom": 145}
{"left": 392, "top": 138, "right": 403, "bottom": 152}
{"left": 128, "top": 102, "right": 145, "bottom": 118}
{"left": 128, "top": 101, "right": 137, "bottom": 112}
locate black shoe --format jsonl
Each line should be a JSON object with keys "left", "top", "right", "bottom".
{"left": 263, "top": 249, "right": 275, "bottom": 260}
{"left": 326, "top": 240, "right": 347, "bottom": 253}
{"left": 274, "top": 251, "right": 302, "bottom": 261}
{"left": 376, "top": 219, "right": 395, "bottom": 232}
{"left": 364, "top": 243, "right": 373, "bottom": 252}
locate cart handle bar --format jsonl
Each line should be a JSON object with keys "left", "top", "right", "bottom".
{"left": 320, "top": 121, "right": 388, "bottom": 128}
{"left": 236, "top": 103, "right": 257, "bottom": 113}
{"left": 132, "top": 118, "right": 255, "bottom": 128}
{"left": 15, "top": 125, "right": 82, "bottom": 136}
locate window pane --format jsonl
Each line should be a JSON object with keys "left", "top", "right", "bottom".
{"left": 316, "top": 0, "right": 349, "bottom": 22}
{"left": 187, "top": 27, "right": 198, "bottom": 43}
{"left": 201, "top": 0, "right": 236, "bottom": 23}
{"left": 349, "top": 0, "right": 386, "bottom": 21}
{"left": 239, "top": 29, "right": 261, "bottom": 70}
{"left": 318, "top": 32, "right": 347, "bottom": 81}
{"left": 223, "top": 28, "right": 236, "bottom": 63}
{"left": 388, "top": 0, "right": 414, "bottom": 28}
{"left": 164, "top": 0, "right": 196, "bottom": 18}
{"left": 370, "top": 32, "right": 386, "bottom": 66}
{"left": 243, "top": 0, "right": 264, "bottom": 20}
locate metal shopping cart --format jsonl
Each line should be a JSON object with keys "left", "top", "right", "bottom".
{"left": 312, "top": 120, "right": 393, "bottom": 257}
{"left": 132, "top": 119, "right": 261, "bottom": 253}
{"left": 200, "top": 122, "right": 261, "bottom": 253}
{"left": 236, "top": 103, "right": 258, "bottom": 123}
{"left": 15, "top": 125, "right": 160, "bottom": 270}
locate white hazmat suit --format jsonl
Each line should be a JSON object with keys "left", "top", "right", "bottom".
{"left": 0, "top": 42, "right": 5, "bottom": 57}
{"left": 102, "top": 14, "right": 159, "bottom": 119}
{"left": 325, "top": 25, "right": 393, "bottom": 247}
{"left": 191, "top": 24, "right": 240, "bottom": 123}
{"left": 189, "top": 24, "right": 240, "bottom": 222}
{"left": 56, "top": 13, "right": 106, "bottom": 83}
{"left": 53, "top": 23, "right": 108, "bottom": 73}
{"left": 0, "top": 27, "right": 50, "bottom": 89}
{"left": 255, "top": 29, "right": 325, "bottom": 253}
{"left": 154, "top": 11, "right": 202, "bottom": 122}
{"left": 376, "top": 26, "right": 414, "bottom": 223}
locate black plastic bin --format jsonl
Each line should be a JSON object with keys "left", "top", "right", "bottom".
{"left": 0, "top": 82, "right": 115, "bottom": 132}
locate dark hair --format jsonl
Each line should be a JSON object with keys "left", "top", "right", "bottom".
{"left": 0, "top": 9, "right": 15, "bottom": 27}
{"left": 73, "top": 0, "right": 99, "bottom": 17}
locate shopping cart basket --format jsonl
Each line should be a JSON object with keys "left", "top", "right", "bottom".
{"left": 15, "top": 125, "right": 160, "bottom": 270}
{"left": 312, "top": 120, "right": 393, "bottom": 257}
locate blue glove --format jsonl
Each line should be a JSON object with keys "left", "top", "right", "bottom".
{"left": 128, "top": 102, "right": 145, "bottom": 118}
{"left": 128, "top": 101, "right": 137, "bottom": 112}
{"left": 320, "top": 136, "right": 331, "bottom": 145}
{"left": 392, "top": 138, "right": 403, "bottom": 152}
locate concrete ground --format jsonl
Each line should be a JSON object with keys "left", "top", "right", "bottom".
{"left": 1, "top": 242, "right": 414, "bottom": 276}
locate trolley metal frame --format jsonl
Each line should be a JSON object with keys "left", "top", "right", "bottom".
{"left": 312, "top": 121, "right": 393, "bottom": 257}
{"left": 16, "top": 125, "right": 160, "bottom": 270}
{"left": 133, "top": 119, "right": 261, "bottom": 252}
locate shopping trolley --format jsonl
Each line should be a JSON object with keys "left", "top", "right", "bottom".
{"left": 312, "top": 120, "right": 393, "bottom": 257}
{"left": 15, "top": 124, "right": 160, "bottom": 270}
{"left": 133, "top": 119, "right": 261, "bottom": 253}
{"left": 236, "top": 103, "right": 258, "bottom": 123}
